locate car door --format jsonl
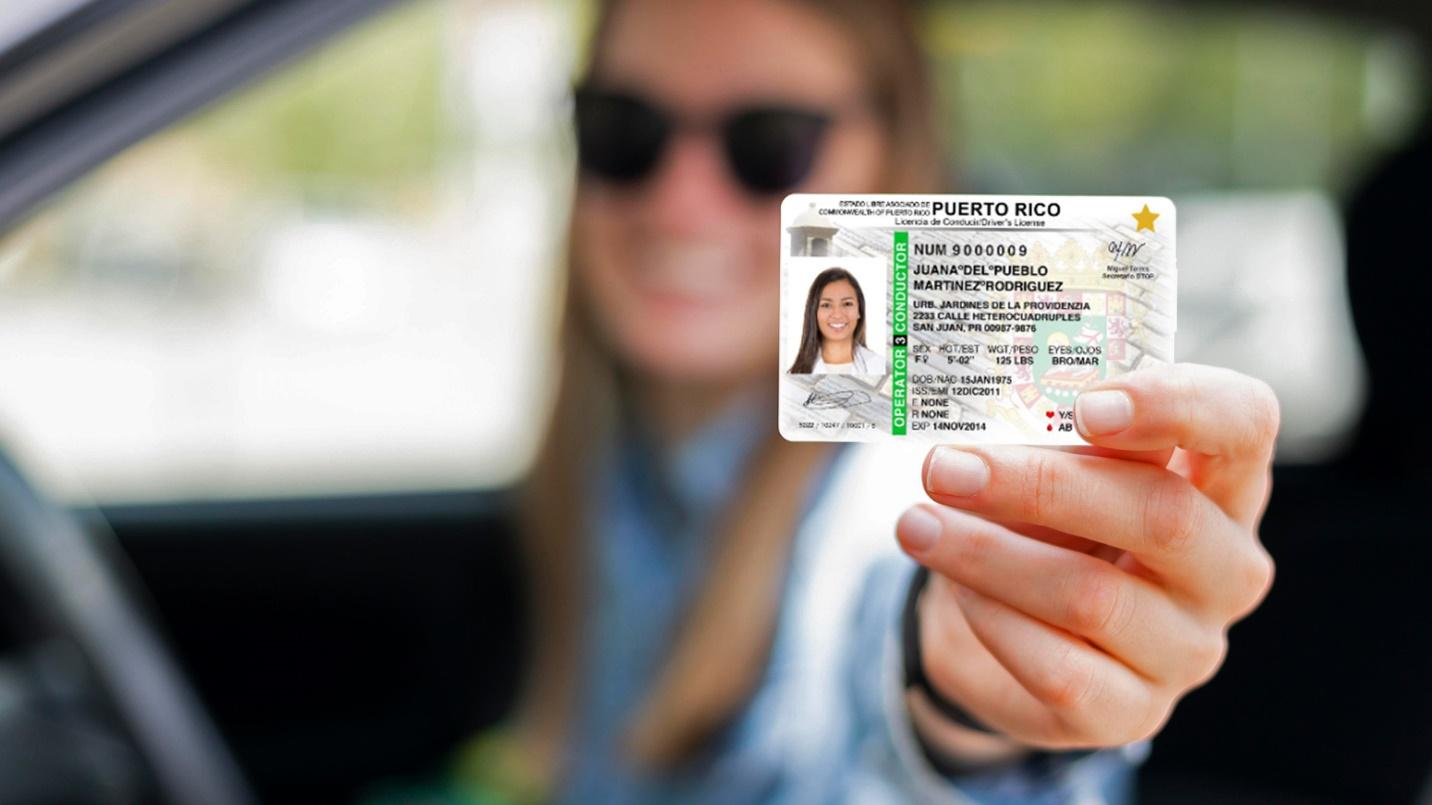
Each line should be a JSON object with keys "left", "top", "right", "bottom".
{"left": 0, "top": 1, "right": 549, "bottom": 801}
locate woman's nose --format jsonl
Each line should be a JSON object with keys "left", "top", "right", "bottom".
{"left": 639, "top": 132, "right": 749, "bottom": 236}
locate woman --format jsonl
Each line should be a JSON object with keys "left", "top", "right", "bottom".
{"left": 788, "top": 268, "right": 887, "bottom": 376}
{"left": 480, "top": 0, "right": 1278, "bottom": 802}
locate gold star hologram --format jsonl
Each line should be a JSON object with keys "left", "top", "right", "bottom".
{"left": 1132, "top": 204, "right": 1159, "bottom": 233}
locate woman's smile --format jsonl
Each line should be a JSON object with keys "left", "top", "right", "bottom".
{"left": 816, "top": 278, "right": 860, "bottom": 344}
{"left": 631, "top": 239, "right": 757, "bottom": 307}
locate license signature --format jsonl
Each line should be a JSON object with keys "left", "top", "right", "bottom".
{"left": 803, "top": 389, "right": 872, "bottom": 410}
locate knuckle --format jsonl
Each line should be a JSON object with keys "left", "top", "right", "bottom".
{"left": 1169, "top": 366, "right": 1202, "bottom": 437}
{"left": 1142, "top": 475, "right": 1202, "bottom": 555}
{"left": 1020, "top": 451, "right": 1066, "bottom": 523}
{"left": 1240, "top": 378, "right": 1281, "bottom": 457}
{"left": 1187, "top": 629, "right": 1229, "bottom": 686}
{"left": 1237, "top": 542, "right": 1276, "bottom": 615}
{"left": 1066, "top": 567, "right": 1129, "bottom": 639}
{"left": 950, "top": 521, "right": 999, "bottom": 572}
{"left": 1039, "top": 642, "right": 1100, "bottom": 711}
{"left": 1134, "top": 699, "right": 1178, "bottom": 743}
{"left": 1259, "top": 544, "right": 1277, "bottom": 594}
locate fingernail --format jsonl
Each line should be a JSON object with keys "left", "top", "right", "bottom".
{"left": 926, "top": 448, "right": 990, "bottom": 497}
{"left": 897, "top": 507, "right": 942, "bottom": 553}
{"left": 1075, "top": 390, "right": 1134, "bottom": 436}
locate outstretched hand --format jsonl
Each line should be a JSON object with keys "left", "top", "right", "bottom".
{"left": 896, "top": 363, "right": 1278, "bottom": 750}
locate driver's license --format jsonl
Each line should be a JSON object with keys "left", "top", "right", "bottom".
{"left": 779, "top": 194, "right": 1176, "bottom": 445}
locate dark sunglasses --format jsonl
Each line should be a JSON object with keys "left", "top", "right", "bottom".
{"left": 573, "top": 85, "right": 856, "bottom": 195}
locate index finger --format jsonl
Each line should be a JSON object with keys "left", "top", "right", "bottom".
{"left": 1072, "top": 363, "right": 1279, "bottom": 524}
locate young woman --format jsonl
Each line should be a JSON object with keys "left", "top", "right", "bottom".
{"left": 788, "top": 268, "right": 887, "bottom": 376}
{"left": 483, "top": 0, "right": 1279, "bottom": 802}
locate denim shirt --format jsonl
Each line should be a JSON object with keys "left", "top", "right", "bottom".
{"left": 555, "top": 393, "right": 1147, "bottom": 804}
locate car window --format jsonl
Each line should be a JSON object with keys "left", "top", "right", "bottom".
{"left": 0, "top": 0, "right": 1422, "bottom": 503}
{"left": 0, "top": 0, "right": 576, "bottom": 503}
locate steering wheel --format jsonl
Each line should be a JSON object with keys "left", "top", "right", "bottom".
{"left": 0, "top": 451, "right": 254, "bottom": 805}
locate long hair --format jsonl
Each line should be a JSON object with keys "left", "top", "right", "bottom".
{"left": 788, "top": 267, "right": 867, "bottom": 374}
{"left": 513, "top": 0, "right": 946, "bottom": 779}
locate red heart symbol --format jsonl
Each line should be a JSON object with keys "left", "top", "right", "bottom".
{"left": 1045, "top": 410, "right": 1054, "bottom": 418}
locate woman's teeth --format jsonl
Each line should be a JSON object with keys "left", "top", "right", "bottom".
{"left": 634, "top": 244, "right": 746, "bottom": 301}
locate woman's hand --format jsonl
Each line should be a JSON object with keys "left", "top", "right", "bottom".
{"left": 895, "top": 363, "right": 1278, "bottom": 752}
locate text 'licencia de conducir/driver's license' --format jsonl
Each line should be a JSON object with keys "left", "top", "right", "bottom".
{"left": 779, "top": 194, "right": 1176, "bottom": 445}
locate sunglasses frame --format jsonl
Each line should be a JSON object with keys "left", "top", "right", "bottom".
{"left": 572, "top": 83, "right": 875, "bottom": 196}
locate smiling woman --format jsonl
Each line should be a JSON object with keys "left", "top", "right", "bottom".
{"left": 787, "top": 266, "right": 886, "bottom": 375}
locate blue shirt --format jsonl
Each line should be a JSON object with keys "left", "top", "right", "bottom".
{"left": 556, "top": 392, "right": 1147, "bottom": 804}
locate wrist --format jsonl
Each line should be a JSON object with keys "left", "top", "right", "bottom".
{"left": 900, "top": 565, "right": 1103, "bottom": 777}
{"left": 901, "top": 565, "right": 1026, "bottom": 772}
{"left": 906, "top": 688, "right": 1028, "bottom": 773}
{"left": 901, "top": 566, "right": 1003, "bottom": 734}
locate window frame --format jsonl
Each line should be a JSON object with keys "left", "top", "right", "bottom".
{"left": 0, "top": 0, "right": 403, "bottom": 237}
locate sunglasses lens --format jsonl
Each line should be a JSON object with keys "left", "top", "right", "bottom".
{"left": 574, "top": 89, "right": 669, "bottom": 183}
{"left": 725, "top": 108, "right": 830, "bottom": 194}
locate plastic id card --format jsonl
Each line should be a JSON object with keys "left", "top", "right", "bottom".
{"left": 779, "top": 194, "right": 1175, "bottom": 444}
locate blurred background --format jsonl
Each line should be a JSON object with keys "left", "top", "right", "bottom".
{"left": 0, "top": 0, "right": 1422, "bottom": 502}
{"left": 0, "top": 1, "right": 1427, "bottom": 803}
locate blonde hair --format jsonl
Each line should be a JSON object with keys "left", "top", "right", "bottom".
{"left": 513, "top": 0, "right": 945, "bottom": 779}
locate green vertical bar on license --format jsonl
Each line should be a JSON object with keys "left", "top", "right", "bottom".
{"left": 892, "top": 231, "right": 908, "bottom": 435}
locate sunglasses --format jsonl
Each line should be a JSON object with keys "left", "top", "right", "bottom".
{"left": 573, "top": 85, "right": 861, "bottom": 195}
